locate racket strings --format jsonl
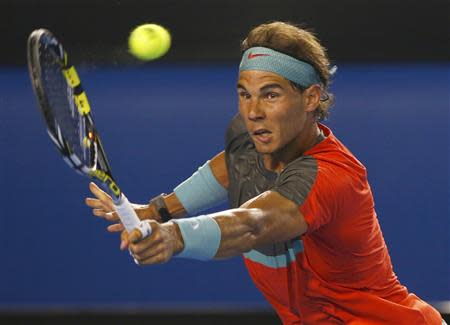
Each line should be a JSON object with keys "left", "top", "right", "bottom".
{"left": 39, "top": 41, "right": 93, "bottom": 168}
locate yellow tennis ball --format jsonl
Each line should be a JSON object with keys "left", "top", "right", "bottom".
{"left": 128, "top": 24, "right": 171, "bottom": 61}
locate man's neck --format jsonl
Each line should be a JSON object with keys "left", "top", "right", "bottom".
{"left": 263, "top": 121, "right": 320, "bottom": 173}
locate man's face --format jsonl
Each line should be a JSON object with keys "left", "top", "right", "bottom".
{"left": 237, "top": 70, "right": 310, "bottom": 155}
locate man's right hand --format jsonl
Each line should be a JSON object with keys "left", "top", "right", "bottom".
{"left": 85, "top": 182, "right": 161, "bottom": 233}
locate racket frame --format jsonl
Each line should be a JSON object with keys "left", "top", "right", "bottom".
{"left": 27, "top": 28, "right": 151, "bottom": 237}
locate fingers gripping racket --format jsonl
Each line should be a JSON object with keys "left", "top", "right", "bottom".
{"left": 27, "top": 28, "right": 151, "bottom": 238}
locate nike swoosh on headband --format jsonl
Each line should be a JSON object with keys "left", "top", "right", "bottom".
{"left": 247, "top": 52, "right": 271, "bottom": 59}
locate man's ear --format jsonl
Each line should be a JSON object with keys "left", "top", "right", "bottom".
{"left": 304, "top": 84, "right": 321, "bottom": 113}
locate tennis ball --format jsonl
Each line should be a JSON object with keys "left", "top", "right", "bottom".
{"left": 128, "top": 24, "right": 171, "bottom": 61}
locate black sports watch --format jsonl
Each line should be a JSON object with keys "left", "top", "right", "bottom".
{"left": 149, "top": 193, "right": 172, "bottom": 223}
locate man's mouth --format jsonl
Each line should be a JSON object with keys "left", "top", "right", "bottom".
{"left": 253, "top": 128, "right": 271, "bottom": 135}
{"left": 252, "top": 129, "right": 272, "bottom": 143}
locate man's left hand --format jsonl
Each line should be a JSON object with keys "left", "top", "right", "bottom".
{"left": 121, "top": 220, "right": 184, "bottom": 265}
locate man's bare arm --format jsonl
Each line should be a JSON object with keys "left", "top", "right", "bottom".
{"left": 126, "top": 190, "right": 308, "bottom": 264}
{"left": 85, "top": 151, "right": 229, "bottom": 226}
{"left": 213, "top": 190, "right": 307, "bottom": 258}
{"left": 165, "top": 151, "right": 228, "bottom": 218}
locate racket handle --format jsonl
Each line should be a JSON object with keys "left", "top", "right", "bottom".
{"left": 114, "top": 194, "right": 152, "bottom": 238}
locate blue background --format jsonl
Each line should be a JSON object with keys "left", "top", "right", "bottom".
{"left": 0, "top": 63, "right": 448, "bottom": 308}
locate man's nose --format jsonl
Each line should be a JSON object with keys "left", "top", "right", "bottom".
{"left": 247, "top": 99, "right": 265, "bottom": 121}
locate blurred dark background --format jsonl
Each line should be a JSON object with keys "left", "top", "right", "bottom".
{"left": 1, "top": 0, "right": 449, "bottom": 324}
{"left": 2, "top": 0, "right": 449, "bottom": 66}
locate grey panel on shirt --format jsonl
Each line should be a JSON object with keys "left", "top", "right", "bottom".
{"left": 225, "top": 114, "right": 277, "bottom": 208}
{"left": 255, "top": 237, "right": 303, "bottom": 257}
{"left": 271, "top": 156, "right": 318, "bottom": 207}
{"left": 225, "top": 114, "right": 319, "bottom": 256}
{"left": 225, "top": 114, "right": 318, "bottom": 209}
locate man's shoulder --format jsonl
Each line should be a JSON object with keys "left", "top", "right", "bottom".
{"left": 225, "top": 114, "right": 248, "bottom": 150}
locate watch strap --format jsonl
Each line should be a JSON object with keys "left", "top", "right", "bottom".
{"left": 149, "top": 193, "right": 172, "bottom": 223}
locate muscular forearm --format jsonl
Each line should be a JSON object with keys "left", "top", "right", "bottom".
{"left": 212, "top": 208, "right": 267, "bottom": 258}
{"left": 127, "top": 191, "right": 307, "bottom": 265}
{"left": 162, "top": 192, "right": 187, "bottom": 218}
{"left": 171, "top": 191, "right": 308, "bottom": 260}
{"left": 133, "top": 157, "right": 309, "bottom": 264}
{"left": 213, "top": 192, "right": 307, "bottom": 258}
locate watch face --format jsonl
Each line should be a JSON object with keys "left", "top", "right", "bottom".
{"left": 151, "top": 194, "right": 171, "bottom": 222}
{"left": 159, "top": 207, "right": 171, "bottom": 222}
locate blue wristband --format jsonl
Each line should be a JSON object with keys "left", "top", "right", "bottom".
{"left": 172, "top": 215, "right": 221, "bottom": 261}
{"left": 174, "top": 161, "right": 228, "bottom": 215}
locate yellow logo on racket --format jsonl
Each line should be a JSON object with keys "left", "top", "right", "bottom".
{"left": 90, "top": 170, "right": 120, "bottom": 197}
{"left": 74, "top": 92, "right": 91, "bottom": 115}
{"left": 62, "top": 66, "right": 80, "bottom": 88}
{"left": 62, "top": 66, "right": 91, "bottom": 115}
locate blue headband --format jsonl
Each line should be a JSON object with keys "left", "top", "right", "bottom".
{"left": 239, "top": 47, "right": 322, "bottom": 87}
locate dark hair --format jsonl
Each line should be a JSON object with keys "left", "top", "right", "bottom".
{"left": 241, "top": 21, "right": 334, "bottom": 120}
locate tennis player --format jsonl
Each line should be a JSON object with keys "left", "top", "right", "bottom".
{"left": 86, "top": 21, "right": 444, "bottom": 325}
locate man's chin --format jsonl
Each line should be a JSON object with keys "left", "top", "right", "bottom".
{"left": 254, "top": 143, "right": 275, "bottom": 154}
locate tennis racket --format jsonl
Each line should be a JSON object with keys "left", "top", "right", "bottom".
{"left": 27, "top": 28, "right": 151, "bottom": 238}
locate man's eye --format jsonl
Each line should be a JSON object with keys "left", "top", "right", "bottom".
{"left": 266, "top": 92, "right": 279, "bottom": 99}
{"left": 239, "top": 92, "right": 251, "bottom": 99}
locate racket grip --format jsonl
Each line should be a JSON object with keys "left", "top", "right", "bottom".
{"left": 114, "top": 194, "right": 152, "bottom": 238}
